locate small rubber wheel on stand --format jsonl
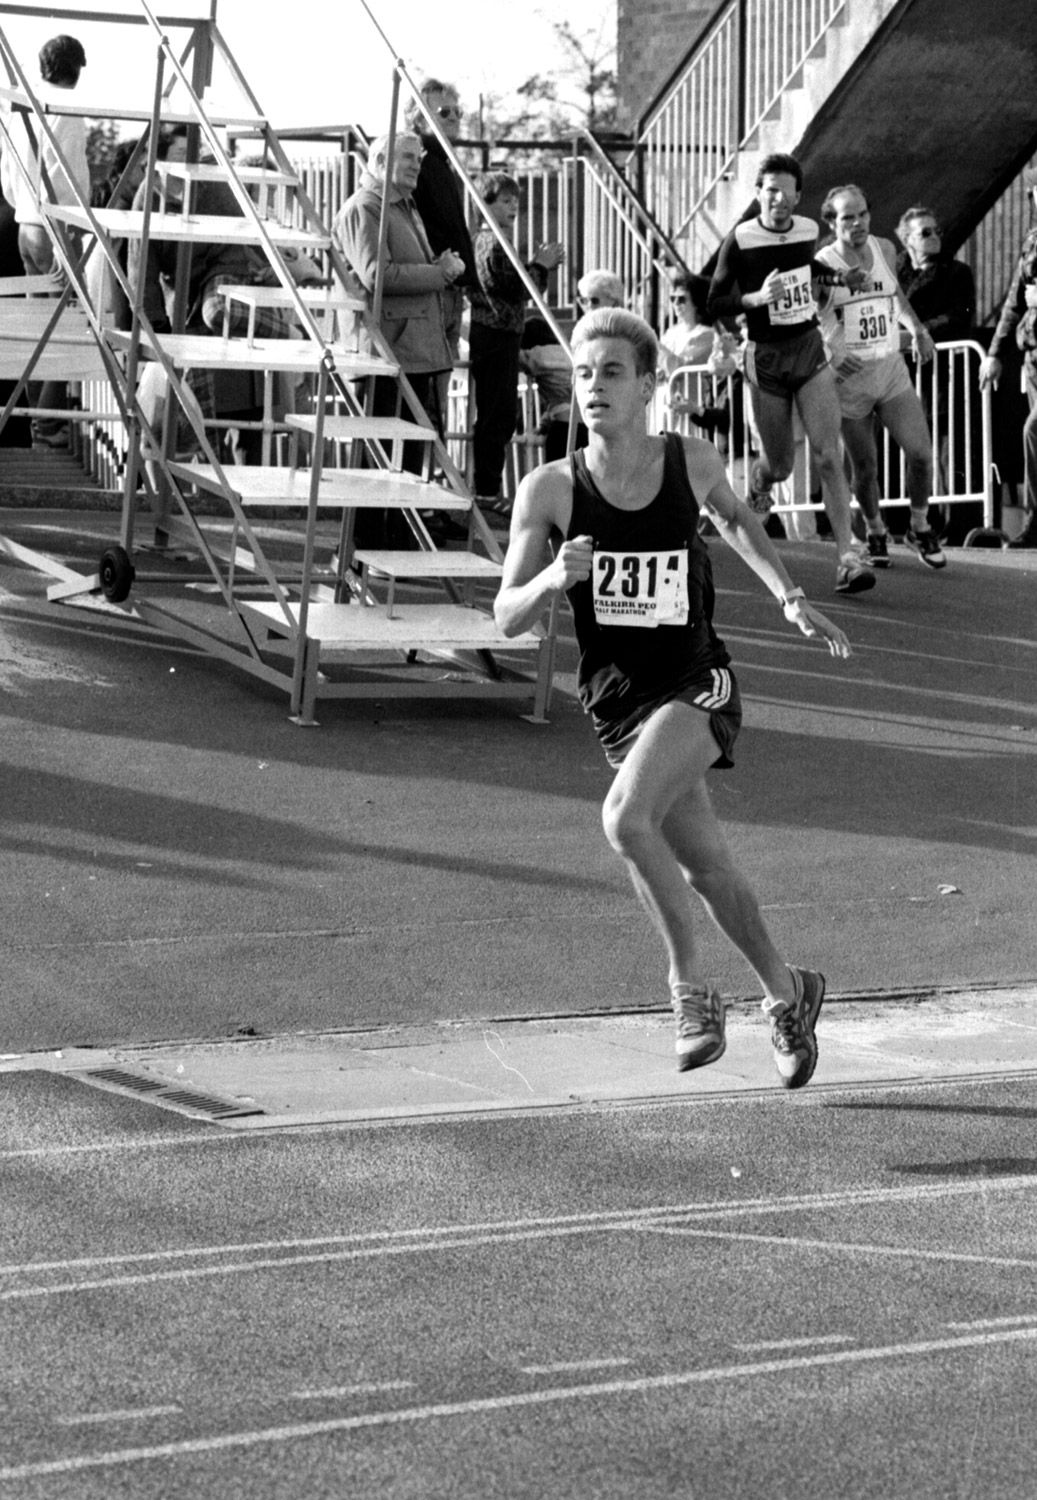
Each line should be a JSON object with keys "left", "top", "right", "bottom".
{"left": 99, "top": 545, "right": 135, "bottom": 602}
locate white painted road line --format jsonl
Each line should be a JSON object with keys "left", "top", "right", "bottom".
{"left": 946, "top": 1313, "right": 1037, "bottom": 1330}
{"left": 290, "top": 1382, "right": 414, "bottom": 1399}
{"left": 1, "top": 1173, "right": 1033, "bottom": 1282}
{"left": 0, "top": 1222, "right": 657, "bottom": 1301}
{"left": 55, "top": 1406, "right": 181, "bottom": 1427}
{"left": 732, "top": 1335, "right": 854, "bottom": 1352}
{"left": 4, "top": 1325, "right": 1037, "bottom": 1482}
{"left": 519, "top": 1359, "right": 632, "bottom": 1375}
{"left": 641, "top": 1224, "right": 1037, "bottom": 1271}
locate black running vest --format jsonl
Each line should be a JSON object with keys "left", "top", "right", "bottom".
{"left": 565, "top": 432, "right": 730, "bottom": 724}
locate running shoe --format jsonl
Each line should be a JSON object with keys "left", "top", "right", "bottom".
{"left": 747, "top": 459, "right": 774, "bottom": 515}
{"left": 834, "top": 551, "right": 877, "bottom": 594}
{"left": 904, "top": 526, "right": 946, "bottom": 568}
{"left": 866, "top": 531, "right": 891, "bottom": 567}
{"left": 672, "top": 985, "right": 726, "bottom": 1072}
{"left": 770, "top": 966, "right": 825, "bottom": 1090}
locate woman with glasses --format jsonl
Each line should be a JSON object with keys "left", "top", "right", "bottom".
{"left": 659, "top": 272, "right": 716, "bottom": 376}
{"left": 659, "top": 271, "right": 739, "bottom": 450}
{"left": 576, "top": 269, "right": 624, "bottom": 313}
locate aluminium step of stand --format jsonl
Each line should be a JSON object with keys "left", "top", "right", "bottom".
{"left": 286, "top": 415, "right": 438, "bottom": 444}
{"left": 215, "top": 284, "right": 365, "bottom": 345}
{"left": 352, "top": 549, "right": 503, "bottom": 617}
{"left": 107, "top": 331, "right": 397, "bottom": 379}
{"left": 45, "top": 204, "right": 329, "bottom": 251}
{"left": 238, "top": 598, "right": 542, "bottom": 655}
{"left": 166, "top": 463, "right": 471, "bottom": 512}
{"left": 216, "top": 285, "right": 364, "bottom": 313}
{"left": 0, "top": 306, "right": 111, "bottom": 382}
{"left": 155, "top": 160, "right": 301, "bottom": 190}
{"left": 0, "top": 85, "right": 268, "bottom": 131}
{"left": 353, "top": 550, "right": 501, "bottom": 577}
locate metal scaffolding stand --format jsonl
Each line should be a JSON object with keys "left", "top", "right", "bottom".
{"left": 0, "top": 0, "right": 557, "bottom": 725}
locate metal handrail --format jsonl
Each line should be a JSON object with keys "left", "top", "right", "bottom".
{"left": 575, "top": 127, "right": 689, "bottom": 276}
{"left": 638, "top": 0, "right": 847, "bottom": 245}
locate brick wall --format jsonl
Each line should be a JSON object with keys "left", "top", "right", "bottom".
{"left": 617, "top": 0, "right": 720, "bottom": 131}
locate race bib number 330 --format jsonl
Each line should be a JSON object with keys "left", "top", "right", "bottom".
{"left": 592, "top": 547, "right": 689, "bottom": 628}
{"left": 844, "top": 297, "right": 898, "bottom": 357}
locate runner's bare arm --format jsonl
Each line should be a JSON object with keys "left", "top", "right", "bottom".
{"left": 684, "top": 437, "right": 851, "bottom": 659}
{"left": 493, "top": 465, "right": 593, "bottom": 637}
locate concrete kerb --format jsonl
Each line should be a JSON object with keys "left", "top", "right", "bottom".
{"left": 4, "top": 982, "right": 1036, "bottom": 1132}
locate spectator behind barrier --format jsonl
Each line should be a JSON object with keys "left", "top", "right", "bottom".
{"left": 468, "top": 170, "right": 564, "bottom": 515}
{"left": 979, "top": 166, "right": 1037, "bottom": 549}
{"left": 895, "top": 204, "right": 977, "bottom": 513}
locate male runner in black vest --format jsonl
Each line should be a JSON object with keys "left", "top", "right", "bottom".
{"left": 495, "top": 307, "right": 850, "bottom": 1090}
{"left": 709, "top": 153, "right": 875, "bottom": 595}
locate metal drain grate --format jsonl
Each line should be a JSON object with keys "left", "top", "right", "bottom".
{"left": 77, "top": 1067, "right": 264, "bottom": 1120}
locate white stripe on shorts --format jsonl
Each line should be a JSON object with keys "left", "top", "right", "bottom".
{"left": 693, "top": 667, "right": 732, "bottom": 711}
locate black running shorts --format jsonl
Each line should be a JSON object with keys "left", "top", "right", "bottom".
{"left": 596, "top": 666, "right": 742, "bottom": 770}
{"left": 744, "top": 326, "right": 829, "bottom": 397}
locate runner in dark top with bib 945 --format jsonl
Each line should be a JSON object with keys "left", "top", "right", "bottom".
{"left": 494, "top": 306, "right": 850, "bottom": 1091}
{"left": 708, "top": 152, "right": 876, "bottom": 596}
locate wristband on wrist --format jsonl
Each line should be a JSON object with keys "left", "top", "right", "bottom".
{"left": 780, "top": 587, "right": 807, "bottom": 611}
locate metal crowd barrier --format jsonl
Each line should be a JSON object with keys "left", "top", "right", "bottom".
{"left": 662, "top": 339, "right": 995, "bottom": 529}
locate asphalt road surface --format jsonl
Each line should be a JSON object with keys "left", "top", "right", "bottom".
{"left": 2, "top": 1068, "right": 1036, "bottom": 1499}
{"left": 1, "top": 516, "right": 1035, "bottom": 1050}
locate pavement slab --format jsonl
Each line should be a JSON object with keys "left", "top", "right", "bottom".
{"left": 4, "top": 985, "right": 1035, "bottom": 1130}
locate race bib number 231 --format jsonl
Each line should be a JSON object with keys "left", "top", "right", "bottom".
{"left": 592, "top": 548, "right": 689, "bottom": 628}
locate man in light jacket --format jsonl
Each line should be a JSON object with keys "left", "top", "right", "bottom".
{"left": 335, "top": 131, "right": 465, "bottom": 445}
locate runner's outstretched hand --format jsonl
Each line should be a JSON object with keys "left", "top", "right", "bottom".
{"left": 784, "top": 598, "right": 851, "bottom": 658}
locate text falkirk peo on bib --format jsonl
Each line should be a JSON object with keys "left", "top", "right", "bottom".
{"left": 592, "top": 547, "right": 690, "bottom": 628}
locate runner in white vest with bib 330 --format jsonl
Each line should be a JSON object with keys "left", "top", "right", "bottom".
{"left": 815, "top": 183, "right": 947, "bottom": 571}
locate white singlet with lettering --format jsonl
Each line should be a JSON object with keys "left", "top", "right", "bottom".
{"left": 816, "top": 236, "right": 903, "bottom": 362}
{"left": 768, "top": 265, "right": 815, "bottom": 327}
{"left": 592, "top": 548, "right": 689, "bottom": 628}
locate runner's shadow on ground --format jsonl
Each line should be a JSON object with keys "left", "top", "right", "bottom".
{"left": 0, "top": 761, "right": 622, "bottom": 895}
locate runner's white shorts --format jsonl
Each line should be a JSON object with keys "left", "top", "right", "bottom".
{"left": 834, "top": 351, "right": 914, "bottom": 421}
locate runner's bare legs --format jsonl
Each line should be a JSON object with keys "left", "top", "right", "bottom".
{"left": 601, "top": 698, "right": 795, "bottom": 1007}
{"left": 844, "top": 388, "right": 933, "bottom": 518}
{"left": 749, "top": 371, "right": 857, "bottom": 558}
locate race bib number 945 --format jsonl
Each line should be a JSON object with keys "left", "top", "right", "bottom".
{"left": 592, "top": 548, "right": 689, "bottom": 628}
{"left": 768, "top": 265, "right": 815, "bottom": 326}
